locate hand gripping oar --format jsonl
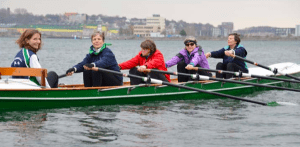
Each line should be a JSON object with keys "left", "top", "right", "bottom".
{"left": 232, "top": 55, "right": 300, "bottom": 81}
{"left": 145, "top": 68, "right": 300, "bottom": 93}
{"left": 193, "top": 67, "right": 300, "bottom": 84}
{"left": 92, "top": 67, "right": 277, "bottom": 106}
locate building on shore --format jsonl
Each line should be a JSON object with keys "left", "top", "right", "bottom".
{"left": 133, "top": 14, "right": 165, "bottom": 37}
{"left": 296, "top": 25, "right": 300, "bottom": 36}
{"left": 133, "top": 25, "right": 161, "bottom": 37}
{"left": 275, "top": 28, "right": 295, "bottom": 36}
{"left": 211, "top": 22, "right": 234, "bottom": 37}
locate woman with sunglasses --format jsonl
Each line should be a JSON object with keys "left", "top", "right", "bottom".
{"left": 205, "top": 33, "right": 248, "bottom": 79}
{"left": 119, "top": 39, "right": 170, "bottom": 85}
{"left": 165, "top": 36, "right": 211, "bottom": 82}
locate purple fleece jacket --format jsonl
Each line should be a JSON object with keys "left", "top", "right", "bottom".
{"left": 165, "top": 47, "right": 210, "bottom": 69}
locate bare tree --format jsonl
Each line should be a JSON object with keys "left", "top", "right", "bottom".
{"left": 14, "top": 8, "right": 28, "bottom": 15}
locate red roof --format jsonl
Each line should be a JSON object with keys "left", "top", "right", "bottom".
{"left": 64, "top": 12, "right": 78, "bottom": 17}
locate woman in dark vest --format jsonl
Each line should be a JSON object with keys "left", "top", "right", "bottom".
{"left": 11, "top": 29, "right": 58, "bottom": 88}
{"left": 205, "top": 33, "right": 248, "bottom": 79}
{"left": 66, "top": 31, "right": 123, "bottom": 87}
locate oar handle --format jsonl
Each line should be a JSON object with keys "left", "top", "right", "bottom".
{"left": 58, "top": 74, "right": 67, "bottom": 78}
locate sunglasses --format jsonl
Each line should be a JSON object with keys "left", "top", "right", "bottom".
{"left": 185, "top": 43, "right": 195, "bottom": 47}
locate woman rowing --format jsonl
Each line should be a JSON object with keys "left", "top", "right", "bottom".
{"left": 165, "top": 36, "right": 211, "bottom": 82}
{"left": 65, "top": 31, "right": 123, "bottom": 87}
{"left": 205, "top": 33, "right": 248, "bottom": 79}
{"left": 11, "top": 29, "right": 58, "bottom": 88}
{"left": 118, "top": 39, "right": 170, "bottom": 85}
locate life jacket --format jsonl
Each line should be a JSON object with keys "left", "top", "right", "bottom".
{"left": 11, "top": 48, "right": 40, "bottom": 85}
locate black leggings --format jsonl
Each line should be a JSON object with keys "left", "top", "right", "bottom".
{"left": 83, "top": 70, "right": 122, "bottom": 87}
{"left": 216, "top": 62, "right": 248, "bottom": 79}
{"left": 129, "top": 67, "right": 168, "bottom": 85}
{"left": 177, "top": 61, "right": 212, "bottom": 82}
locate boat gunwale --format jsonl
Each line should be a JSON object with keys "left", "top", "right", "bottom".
{"left": 0, "top": 80, "right": 285, "bottom": 100}
{"left": 1, "top": 69, "right": 299, "bottom": 92}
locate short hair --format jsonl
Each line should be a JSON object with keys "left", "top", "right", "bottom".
{"left": 229, "top": 33, "right": 241, "bottom": 45}
{"left": 16, "top": 29, "right": 42, "bottom": 53}
{"left": 184, "top": 36, "right": 197, "bottom": 45}
{"left": 91, "top": 31, "right": 105, "bottom": 41}
{"left": 140, "top": 39, "right": 157, "bottom": 54}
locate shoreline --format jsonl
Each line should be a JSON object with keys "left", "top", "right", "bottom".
{"left": 1, "top": 34, "right": 300, "bottom": 41}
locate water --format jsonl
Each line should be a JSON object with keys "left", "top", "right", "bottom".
{"left": 1, "top": 37, "right": 300, "bottom": 146}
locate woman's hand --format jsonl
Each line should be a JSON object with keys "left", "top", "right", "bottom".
{"left": 84, "top": 63, "right": 95, "bottom": 70}
{"left": 205, "top": 52, "right": 211, "bottom": 58}
{"left": 66, "top": 68, "right": 75, "bottom": 76}
{"left": 137, "top": 65, "right": 147, "bottom": 72}
{"left": 185, "top": 64, "right": 194, "bottom": 70}
{"left": 224, "top": 51, "right": 234, "bottom": 57}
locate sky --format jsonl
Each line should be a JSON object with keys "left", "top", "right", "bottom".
{"left": 1, "top": 0, "right": 300, "bottom": 30}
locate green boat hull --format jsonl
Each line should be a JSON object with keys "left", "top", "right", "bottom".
{"left": 1, "top": 74, "right": 300, "bottom": 110}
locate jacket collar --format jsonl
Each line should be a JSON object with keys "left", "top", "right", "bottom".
{"left": 89, "top": 43, "right": 112, "bottom": 55}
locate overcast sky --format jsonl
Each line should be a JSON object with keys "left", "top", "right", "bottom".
{"left": 1, "top": 0, "right": 299, "bottom": 30}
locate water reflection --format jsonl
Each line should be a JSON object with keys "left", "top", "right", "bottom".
{"left": 0, "top": 111, "right": 47, "bottom": 146}
{"left": 0, "top": 99, "right": 250, "bottom": 146}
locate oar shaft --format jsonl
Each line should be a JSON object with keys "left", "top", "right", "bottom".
{"left": 94, "top": 67, "right": 267, "bottom": 106}
{"left": 196, "top": 67, "right": 300, "bottom": 84}
{"left": 209, "top": 77, "right": 300, "bottom": 92}
{"left": 233, "top": 55, "right": 271, "bottom": 70}
{"left": 149, "top": 68, "right": 300, "bottom": 92}
{"left": 233, "top": 55, "right": 300, "bottom": 81}
{"left": 160, "top": 81, "right": 267, "bottom": 105}
{"left": 251, "top": 74, "right": 300, "bottom": 83}
{"left": 285, "top": 74, "right": 300, "bottom": 81}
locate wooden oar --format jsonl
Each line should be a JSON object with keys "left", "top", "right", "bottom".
{"left": 145, "top": 68, "right": 300, "bottom": 93}
{"left": 92, "top": 67, "right": 278, "bottom": 106}
{"left": 194, "top": 67, "right": 300, "bottom": 84}
{"left": 232, "top": 55, "right": 300, "bottom": 81}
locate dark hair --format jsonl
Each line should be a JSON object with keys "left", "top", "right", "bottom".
{"left": 16, "top": 29, "right": 42, "bottom": 53}
{"left": 140, "top": 39, "right": 157, "bottom": 54}
{"left": 91, "top": 31, "right": 105, "bottom": 41}
{"left": 229, "top": 33, "right": 241, "bottom": 45}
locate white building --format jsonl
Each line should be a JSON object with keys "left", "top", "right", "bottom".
{"left": 296, "top": 25, "right": 300, "bottom": 36}
{"left": 133, "top": 14, "right": 166, "bottom": 37}
{"left": 212, "top": 27, "right": 221, "bottom": 37}
{"left": 146, "top": 14, "right": 165, "bottom": 31}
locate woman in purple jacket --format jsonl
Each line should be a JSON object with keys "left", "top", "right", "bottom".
{"left": 165, "top": 37, "right": 211, "bottom": 82}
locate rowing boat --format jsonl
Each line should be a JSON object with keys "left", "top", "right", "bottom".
{"left": 1, "top": 62, "right": 300, "bottom": 110}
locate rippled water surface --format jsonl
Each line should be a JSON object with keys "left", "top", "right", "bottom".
{"left": 0, "top": 37, "right": 300, "bottom": 146}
